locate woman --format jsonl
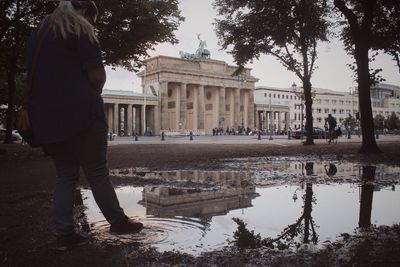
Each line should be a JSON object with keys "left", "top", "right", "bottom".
{"left": 27, "top": 0, "right": 143, "bottom": 251}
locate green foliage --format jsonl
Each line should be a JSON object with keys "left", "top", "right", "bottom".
{"left": 96, "top": 0, "right": 184, "bottom": 71}
{"left": 386, "top": 112, "right": 400, "bottom": 130}
{"left": 0, "top": 0, "right": 183, "bottom": 141}
{"left": 213, "top": 0, "right": 330, "bottom": 76}
{"left": 343, "top": 114, "right": 358, "bottom": 130}
{"left": 335, "top": 0, "right": 400, "bottom": 82}
{"left": 374, "top": 114, "right": 385, "bottom": 129}
{"left": 214, "top": 0, "right": 331, "bottom": 145}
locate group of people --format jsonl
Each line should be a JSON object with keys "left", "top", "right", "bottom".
{"left": 211, "top": 126, "right": 252, "bottom": 136}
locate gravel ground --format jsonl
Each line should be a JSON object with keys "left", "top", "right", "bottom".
{"left": 1, "top": 139, "right": 400, "bottom": 267}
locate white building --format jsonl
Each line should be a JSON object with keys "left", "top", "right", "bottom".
{"left": 254, "top": 83, "right": 400, "bottom": 132}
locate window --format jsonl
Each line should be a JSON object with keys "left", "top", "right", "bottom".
{"left": 187, "top": 102, "right": 193, "bottom": 110}
{"left": 264, "top": 93, "right": 267, "bottom": 97}
{"left": 226, "top": 104, "right": 230, "bottom": 111}
{"left": 317, "top": 117, "right": 322, "bottom": 123}
{"left": 168, "top": 101, "right": 176, "bottom": 109}
{"left": 278, "top": 94, "right": 280, "bottom": 99}
{"left": 339, "top": 109, "right": 344, "bottom": 114}
{"left": 317, "top": 108, "right": 321, "bottom": 113}
{"left": 324, "top": 108, "right": 329, "bottom": 113}
{"left": 339, "top": 100, "right": 344, "bottom": 105}
{"left": 290, "top": 96, "right": 293, "bottom": 100}
{"left": 332, "top": 109, "right": 337, "bottom": 114}
{"left": 205, "top": 104, "right": 213, "bottom": 110}
{"left": 332, "top": 100, "right": 337, "bottom": 105}
{"left": 325, "top": 99, "right": 330, "bottom": 104}
{"left": 269, "top": 93, "right": 271, "bottom": 97}
{"left": 273, "top": 94, "right": 276, "bottom": 98}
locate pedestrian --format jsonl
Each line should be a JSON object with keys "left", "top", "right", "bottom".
{"left": 26, "top": 1, "right": 142, "bottom": 251}
{"left": 325, "top": 114, "right": 337, "bottom": 144}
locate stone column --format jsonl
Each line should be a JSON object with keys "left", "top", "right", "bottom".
{"left": 230, "top": 89, "right": 235, "bottom": 127}
{"left": 176, "top": 84, "right": 181, "bottom": 130}
{"left": 141, "top": 104, "right": 146, "bottom": 135}
{"left": 123, "top": 106, "right": 128, "bottom": 135}
{"left": 278, "top": 112, "right": 282, "bottom": 133}
{"left": 127, "top": 104, "right": 133, "bottom": 135}
{"left": 193, "top": 86, "right": 198, "bottom": 130}
{"left": 265, "top": 111, "right": 269, "bottom": 132}
{"left": 219, "top": 87, "right": 226, "bottom": 127}
{"left": 180, "top": 83, "right": 187, "bottom": 129}
{"left": 160, "top": 81, "right": 169, "bottom": 130}
{"left": 270, "top": 111, "right": 275, "bottom": 134}
{"left": 215, "top": 87, "right": 220, "bottom": 127}
{"left": 285, "top": 112, "right": 290, "bottom": 132}
{"left": 234, "top": 88, "right": 240, "bottom": 127}
{"left": 197, "top": 85, "right": 205, "bottom": 129}
{"left": 243, "top": 90, "right": 249, "bottom": 127}
{"left": 154, "top": 104, "right": 160, "bottom": 134}
{"left": 113, "top": 103, "right": 118, "bottom": 134}
{"left": 254, "top": 110, "right": 259, "bottom": 130}
{"left": 248, "top": 89, "right": 255, "bottom": 129}
{"left": 107, "top": 104, "right": 113, "bottom": 131}
{"left": 135, "top": 106, "right": 140, "bottom": 134}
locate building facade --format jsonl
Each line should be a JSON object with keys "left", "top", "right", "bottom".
{"left": 254, "top": 83, "right": 400, "bottom": 132}
{"left": 101, "top": 59, "right": 399, "bottom": 136}
{"left": 138, "top": 56, "right": 257, "bottom": 135}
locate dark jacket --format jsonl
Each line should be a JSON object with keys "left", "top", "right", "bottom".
{"left": 27, "top": 19, "right": 106, "bottom": 145}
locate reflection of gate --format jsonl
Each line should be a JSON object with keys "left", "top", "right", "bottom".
{"left": 205, "top": 114, "right": 213, "bottom": 134}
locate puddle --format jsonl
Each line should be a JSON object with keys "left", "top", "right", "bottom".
{"left": 80, "top": 159, "right": 400, "bottom": 255}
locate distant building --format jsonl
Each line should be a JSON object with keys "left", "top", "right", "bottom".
{"left": 254, "top": 83, "right": 400, "bottom": 132}
{"left": 102, "top": 60, "right": 399, "bottom": 136}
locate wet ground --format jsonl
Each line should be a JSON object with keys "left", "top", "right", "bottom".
{"left": 1, "top": 137, "right": 400, "bottom": 266}
{"left": 81, "top": 159, "right": 400, "bottom": 256}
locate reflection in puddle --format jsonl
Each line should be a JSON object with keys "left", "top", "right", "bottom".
{"left": 81, "top": 160, "right": 400, "bottom": 255}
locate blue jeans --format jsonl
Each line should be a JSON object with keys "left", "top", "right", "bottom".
{"left": 45, "top": 120, "right": 125, "bottom": 235}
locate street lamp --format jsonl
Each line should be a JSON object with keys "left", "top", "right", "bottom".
{"left": 292, "top": 82, "right": 304, "bottom": 140}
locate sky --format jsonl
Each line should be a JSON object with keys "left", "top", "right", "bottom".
{"left": 104, "top": 0, "right": 400, "bottom": 93}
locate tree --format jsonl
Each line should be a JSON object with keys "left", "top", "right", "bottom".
{"left": 386, "top": 112, "right": 400, "bottom": 130}
{"left": 343, "top": 113, "right": 357, "bottom": 130}
{"left": 0, "top": 0, "right": 52, "bottom": 144}
{"left": 213, "top": 0, "right": 330, "bottom": 145}
{"left": 333, "top": 0, "right": 400, "bottom": 153}
{"left": 96, "top": 0, "right": 183, "bottom": 71}
{"left": 371, "top": 0, "right": 400, "bottom": 74}
{"left": 1, "top": 0, "right": 184, "bottom": 143}
{"left": 373, "top": 114, "right": 384, "bottom": 130}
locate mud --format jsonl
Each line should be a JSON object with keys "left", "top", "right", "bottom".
{"left": 1, "top": 141, "right": 400, "bottom": 266}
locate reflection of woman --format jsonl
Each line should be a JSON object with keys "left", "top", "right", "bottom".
{"left": 324, "top": 164, "right": 337, "bottom": 177}
{"left": 27, "top": 1, "right": 142, "bottom": 251}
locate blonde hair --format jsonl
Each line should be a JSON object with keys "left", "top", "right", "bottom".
{"left": 45, "top": 1, "right": 97, "bottom": 43}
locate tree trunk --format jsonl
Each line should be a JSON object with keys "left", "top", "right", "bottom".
{"left": 302, "top": 79, "right": 314, "bottom": 145}
{"left": 303, "top": 183, "right": 313, "bottom": 243}
{"left": 355, "top": 44, "right": 380, "bottom": 153}
{"left": 358, "top": 166, "right": 375, "bottom": 228}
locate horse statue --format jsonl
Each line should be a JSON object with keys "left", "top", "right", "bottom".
{"left": 179, "top": 34, "right": 211, "bottom": 60}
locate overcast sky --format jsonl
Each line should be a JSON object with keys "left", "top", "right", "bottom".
{"left": 104, "top": 0, "right": 400, "bottom": 93}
